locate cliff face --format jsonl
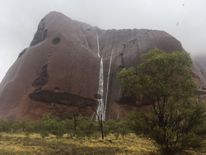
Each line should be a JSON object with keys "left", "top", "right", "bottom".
{"left": 192, "top": 54, "right": 206, "bottom": 100}
{"left": 193, "top": 54, "right": 206, "bottom": 87}
{"left": 0, "top": 11, "right": 203, "bottom": 120}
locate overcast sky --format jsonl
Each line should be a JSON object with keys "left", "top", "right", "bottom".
{"left": 0, "top": 0, "right": 206, "bottom": 81}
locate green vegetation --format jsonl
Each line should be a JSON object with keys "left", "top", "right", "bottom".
{"left": 118, "top": 48, "right": 206, "bottom": 154}
{"left": 0, "top": 116, "right": 130, "bottom": 139}
{"left": 0, "top": 115, "right": 206, "bottom": 154}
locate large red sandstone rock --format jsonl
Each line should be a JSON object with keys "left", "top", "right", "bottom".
{"left": 0, "top": 11, "right": 204, "bottom": 120}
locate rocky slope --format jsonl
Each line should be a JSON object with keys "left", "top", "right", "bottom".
{"left": 0, "top": 11, "right": 205, "bottom": 120}
{"left": 193, "top": 54, "right": 206, "bottom": 88}
{"left": 192, "top": 54, "right": 206, "bottom": 100}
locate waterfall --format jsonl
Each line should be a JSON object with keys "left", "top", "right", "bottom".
{"left": 96, "top": 34, "right": 105, "bottom": 120}
{"left": 95, "top": 35, "right": 114, "bottom": 121}
{"left": 103, "top": 49, "right": 113, "bottom": 119}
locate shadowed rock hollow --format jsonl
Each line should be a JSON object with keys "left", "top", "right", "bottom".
{"left": 0, "top": 11, "right": 205, "bottom": 120}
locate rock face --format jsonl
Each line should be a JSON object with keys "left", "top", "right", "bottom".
{"left": 193, "top": 54, "right": 206, "bottom": 88}
{"left": 0, "top": 11, "right": 204, "bottom": 120}
{"left": 192, "top": 54, "right": 206, "bottom": 100}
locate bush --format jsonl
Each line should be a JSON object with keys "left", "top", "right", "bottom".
{"left": 104, "top": 120, "right": 131, "bottom": 137}
{"left": 0, "top": 116, "right": 133, "bottom": 140}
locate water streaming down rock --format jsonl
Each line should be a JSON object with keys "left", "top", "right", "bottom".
{"left": 103, "top": 49, "right": 114, "bottom": 119}
{"left": 96, "top": 34, "right": 105, "bottom": 120}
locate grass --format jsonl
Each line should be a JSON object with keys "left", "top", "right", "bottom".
{"left": 0, "top": 132, "right": 157, "bottom": 155}
{"left": 0, "top": 132, "right": 205, "bottom": 155}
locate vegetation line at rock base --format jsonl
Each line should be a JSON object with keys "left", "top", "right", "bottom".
{"left": 0, "top": 114, "right": 205, "bottom": 154}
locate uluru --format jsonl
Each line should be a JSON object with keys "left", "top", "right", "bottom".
{"left": 0, "top": 11, "right": 205, "bottom": 121}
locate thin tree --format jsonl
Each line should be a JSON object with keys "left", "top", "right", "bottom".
{"left": 72, "top": 112, "right": 78, "bottom": 135}
{"left": 98, "top": 113, "right": 104, "bottom": 139}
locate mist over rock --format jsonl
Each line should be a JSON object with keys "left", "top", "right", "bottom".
{"left": 0, "top": 11, "right": 204, "bottom": 120}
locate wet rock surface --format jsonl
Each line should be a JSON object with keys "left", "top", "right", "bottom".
{"left": 30, "top": 18, "right": 47, "bottom": 46}
{"left": 0, "top": 11, "right": 204, "bottom": 120}
{"left": 192, "top": 54, "right": 206, "bottom": 100}
{"left": 32, "top": 64, "right": 49, "bottom": 87}
{"left": 29, "top": 90, "right": 96, "bottom": 107}
{"left": 18, "top": 48, "right": 27, "bottom": 58}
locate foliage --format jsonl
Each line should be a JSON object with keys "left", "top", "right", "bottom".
{"left": 118, "top": 48, "right": 206, "bottom": 154}
{"left": 104, "top": 120, "right": 131, "bottom": 137}
{"left": 0, "top": 116, "right": 131, "bottom": 138}
{"left": 118, "top": 48, "right": 195, "bottom": 100}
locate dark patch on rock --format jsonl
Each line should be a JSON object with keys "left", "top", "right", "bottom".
{"left": 94, "top": 93, "right": 101, "bottom": 99}
{"left": 29, "top": 90, "right": 97, "bottom": 107}
{"left": 52, "top": 37, "right": 61, "bottom": 45}
{"left": 119, "top": 53, "right": 125, "bottom": 68}
{"left": 32, "top": 64, "right": 48, "bottom": 87}
{"left": 118, "top": 96, "right": 136, "bottom": 105}
{"left": 118, "top": 95, "right": 152, "bottom": 106}
{"left": 54, "top": 87, "right": 60, "bottom": 92}
{"left": 30, "top": 18, "right": 47, "bottom": 46}
{"left": 18, "top": 48, "right": 27, "bottom": 58}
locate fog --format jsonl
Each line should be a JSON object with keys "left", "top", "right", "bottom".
{"left": 0, "top": 0, "right": 206, "bottom": 81}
